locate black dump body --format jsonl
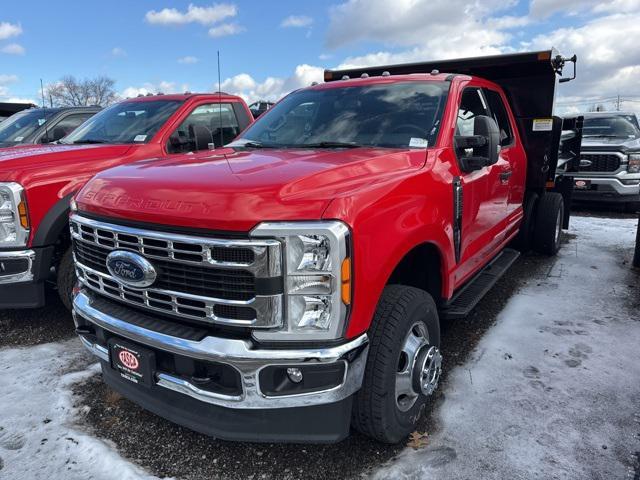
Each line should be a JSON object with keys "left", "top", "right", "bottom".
{"left": 0, "top": 102, "right": 36, "bottom": 118}
{"left": 324, "top": 50, "right": 582, "bottom": 192}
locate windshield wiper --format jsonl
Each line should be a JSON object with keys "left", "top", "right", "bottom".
{"left": 72, "top": 139, "right": 107, "bottom": 144}
{"left": 295, "top": 141, "right": 362, "bottom": 149}
{"left": 228, "top": 140, "right": 279, "bottom": 149}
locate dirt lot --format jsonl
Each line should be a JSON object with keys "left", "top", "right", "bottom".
{"left": 1, "top": 212, "right": 638, "bottom": 480}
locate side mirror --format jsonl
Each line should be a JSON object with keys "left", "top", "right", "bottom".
{"left": 454, "top": 115, "right": 500, "bottom": 172}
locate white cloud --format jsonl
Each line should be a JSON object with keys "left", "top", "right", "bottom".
{"left": 0, "top": 74, "right": 19, "bottom": 98}
{"left": 208, "top": 23, "right": 244, "bottom": 37}
{"left": 219, "top": 64, "right": 323, "bottom": 104}
{"left": 281, "top": 15, "right": 313, "bottom": 28}
{"left": 530, "top": 12, "right": 640, "bottom": 105}
{"left": 178, "top": 55, "right": 199, "bottom": 64}
{"left": 111, "top": 47, "right": 126, "bottom": 57}
{"left": 145, "top": 3, "right": 237, "bottom": 26}
{"left": 0, "top": 74, "right": 19, "bottom": 84}
{"left": 1, "top": 43, "right": 25, "bottom": 55}
{"left": 530, "top": 0, "right": 638, "bottom": 18}
{"left": 326, "top": 0, "right": 514, "bottom": 50}
{"left": 121, "top": 81, "right": 189, "bottom": 98}
{"left": 0, "top": 21, "right": 22, "bottom": 40}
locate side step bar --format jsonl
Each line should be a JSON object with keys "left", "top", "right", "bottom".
{"left": 441, "top": 248, "right": 520, "bottom": 320}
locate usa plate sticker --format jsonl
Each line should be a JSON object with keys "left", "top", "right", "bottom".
{"left": 133, "top": 134, "right": 147, "bottom": 142}
{"left": 409, "top": 137, "right": 429, "bottom": 148}
{"left": 532, "top": 118, "right": 553, "bottom": 131}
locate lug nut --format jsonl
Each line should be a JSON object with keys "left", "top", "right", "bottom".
{"left": 286, "top": 367, "right": 303, "bottom": 383}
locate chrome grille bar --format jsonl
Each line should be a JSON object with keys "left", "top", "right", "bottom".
{"left": 70, "top": 214, "right": 283, "bottom": 328}
{"left": 70, "top": 214, "right": 282, "bottom": 277}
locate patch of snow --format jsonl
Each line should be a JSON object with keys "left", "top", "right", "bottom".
{"left": 374, "top": 215, "right": 640, "bottom": 479}
{"left": 0, "top": 340, "right": 164, "bottom": 480}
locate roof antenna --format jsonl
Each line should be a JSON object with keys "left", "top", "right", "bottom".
{"left": 40, "top": 79, "right": 50, "bottom": 143}
{"left": 217, "top": 50, "right": 223, "bottom": 148}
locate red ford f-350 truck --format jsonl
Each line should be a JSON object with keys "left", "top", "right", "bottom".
{"left": 0, "top": 93, "right": 252, "bottom": 309}
{"left": 71, "top": 51, "right": 583, "bottom": 443}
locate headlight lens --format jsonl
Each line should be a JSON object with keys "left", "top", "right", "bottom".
{"left": 250, "top": 221, "right": 351, "bottom": 342}
{"left": 0, "top": 182, "right": 29, "bottom": 248}
{"left": 628, "top": 154, "right": 640, "bottom": 173}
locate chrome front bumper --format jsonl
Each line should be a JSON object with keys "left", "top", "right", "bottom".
{"left": 0, "top": 249, "right": 35, "bottom": 284}
{"left": 73, "top": 289, "right": 368, "bottom": 409}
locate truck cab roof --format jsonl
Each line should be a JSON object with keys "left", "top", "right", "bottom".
{"left": 123, "top": 92, "right": 244, "bottom": 103}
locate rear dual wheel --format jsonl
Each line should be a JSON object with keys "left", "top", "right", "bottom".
{"left": 532, "top": 192, "right": 565, "bottom": 255}
{"left": 352, "top": 285, "right": 442, "bottom": 444}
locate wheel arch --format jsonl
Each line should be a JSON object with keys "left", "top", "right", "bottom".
{"left": 386, "top": 241, "right": 445, "bottom": 306}
{"left": 31, "top": 192, "right": 74, "bottom": 251}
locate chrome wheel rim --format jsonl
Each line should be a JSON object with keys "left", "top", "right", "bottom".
{"left": 395, "top": 322, "right": 441, "bottom": 412}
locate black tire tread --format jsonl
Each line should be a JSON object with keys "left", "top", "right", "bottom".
{"left": 57, "top": 247, "right": 75, "bottom": 311}
{"left": 532, "top": 192, "right": 564, "bottom": 255}
{"left": 352, "top": 285, "right": 439, "bottom": 443}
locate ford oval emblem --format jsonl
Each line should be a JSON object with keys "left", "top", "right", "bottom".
{"left": 579, "top": 159, "right": 593, "bottom": 168}
{"left": 106, "top": 250, "right": 157, "bottom": 288}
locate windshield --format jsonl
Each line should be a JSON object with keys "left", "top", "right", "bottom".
{"left": 0, "top": 109, "right": 54, "bottom": 143}
{"left": 61, "top": 100, "right": 182, "bottom": 144}
{"left": 583, "top": 115, "right": 640, "bottom": 139}
{"left": 231, "top": 81, "right": 449, "bottom": 149}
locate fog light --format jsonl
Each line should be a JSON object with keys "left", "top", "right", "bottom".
{"left": 287, "top": 367, "right": 303, "bottom": 383}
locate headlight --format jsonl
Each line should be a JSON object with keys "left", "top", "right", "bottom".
{"left": 250, "top": 221, "right": 351, "bottom": 342}
{"left": 0, "top": 182, "right": 30, "bottom": 248}
{"left": 628, "top": 154, "right": 640, "bottom": 173}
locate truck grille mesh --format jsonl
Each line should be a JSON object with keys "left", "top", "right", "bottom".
{"left": 70, "top": 216, "right": 283, "bottom": 328}
{"left": 579, "top": 153, "right": 621, "bottom": 172}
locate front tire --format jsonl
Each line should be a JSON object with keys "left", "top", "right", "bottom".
{"left": 532, "top": 192, "right": 564, "bottom": 255}
{"left": 57, "top": 247, "right": 75, "bottom": 311}
{"left": 352, "top": 285, "right": 441, "bottom": 444}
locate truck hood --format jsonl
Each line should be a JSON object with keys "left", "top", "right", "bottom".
{"left": 77, "top": 147, "right": 424, "bottom": 232}
{"left": 0, "top": 144, "right": 134, "bottom": 181}
{"left": 581, "top": 136, "right": 640, "bottom": 152}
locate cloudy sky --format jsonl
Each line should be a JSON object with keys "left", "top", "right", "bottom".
{"left": 1, "top": 0, "right": 639, "bottom": 113}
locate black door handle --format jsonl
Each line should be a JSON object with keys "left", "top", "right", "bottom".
{"left": 500, "top": 171, "right": 513, "bottom": 181}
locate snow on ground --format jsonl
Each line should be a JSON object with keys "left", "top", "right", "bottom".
{"left": 0, "top": 340, "right": 164, "bottom": 480}
{"left": 374, "top": 215, "right": 640, "bottom": 479}
{"left": 0, "top": 215, "right": 637, "bottom": 480}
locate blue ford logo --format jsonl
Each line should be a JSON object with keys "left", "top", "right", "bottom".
{"left": 106, "top": 251, "right": 157, "bottom": 288}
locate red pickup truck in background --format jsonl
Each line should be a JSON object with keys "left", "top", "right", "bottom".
{"left": 71, "top": 51, "right": 583, "bottom": 443}
{"left": 0, "top": 93, "right": 252, "bottom": 310}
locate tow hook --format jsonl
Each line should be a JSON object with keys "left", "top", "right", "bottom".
{"left": 413, "top": 346, "right": 442, "bottom": 396}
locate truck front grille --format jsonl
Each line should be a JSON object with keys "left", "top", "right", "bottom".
{"left": 579, "top": 153, "right": 622, "bottom": 172}
{"left": 70, "top": 215, "right": 283, "bottom": 328}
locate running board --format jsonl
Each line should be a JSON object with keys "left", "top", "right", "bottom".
{"left": 441, "top": 248, "right": 520, "bottom": 320}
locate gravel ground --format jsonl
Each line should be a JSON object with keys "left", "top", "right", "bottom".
{"left": 1, "top": 211, "right": 637, "bottom": 480}
{"left": 0, "top": 289, "right": 75, "bottom": 348}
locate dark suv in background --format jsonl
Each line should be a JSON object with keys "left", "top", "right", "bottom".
{"left": 566, "top": 112, "right": 640, "bottom": 212}
{"left": 0, "top": 106, "right": 101, "bottom": 148}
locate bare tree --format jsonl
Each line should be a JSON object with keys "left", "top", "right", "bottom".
{"left": 46, "top": 75, "right": 118, "bottom": 107}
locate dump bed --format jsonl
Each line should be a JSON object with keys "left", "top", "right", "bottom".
{"left": 324, "top": 49, "right": 579, "bottom": 191}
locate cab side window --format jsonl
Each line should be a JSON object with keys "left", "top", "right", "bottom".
{"left": 42, "top": 113, "right": 94, "bottom": 143}
{"left": 456, "top": 88, "right": 489, "bottom": 137}
{"left": 484, "top": 89, "right": 514, "bottom": 147}
{"left": 167, "top": 103, "right": 240, "bottom": 154}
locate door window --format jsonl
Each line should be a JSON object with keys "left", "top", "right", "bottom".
{"left": 484, "top": 89, "right": 514, "bottom": 147}
{"left": 456, "top": 88, "right": 489, "bottom": 137}
{"left": 168, "top": 103, "right": 240, "bottom": 154}
{"left": 43, "top": 113, "right": 94, "bottom": 143}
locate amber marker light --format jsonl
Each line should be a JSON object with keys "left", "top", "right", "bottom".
{"left": 341, "top": 257, "right": 351, "bottom": 305}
